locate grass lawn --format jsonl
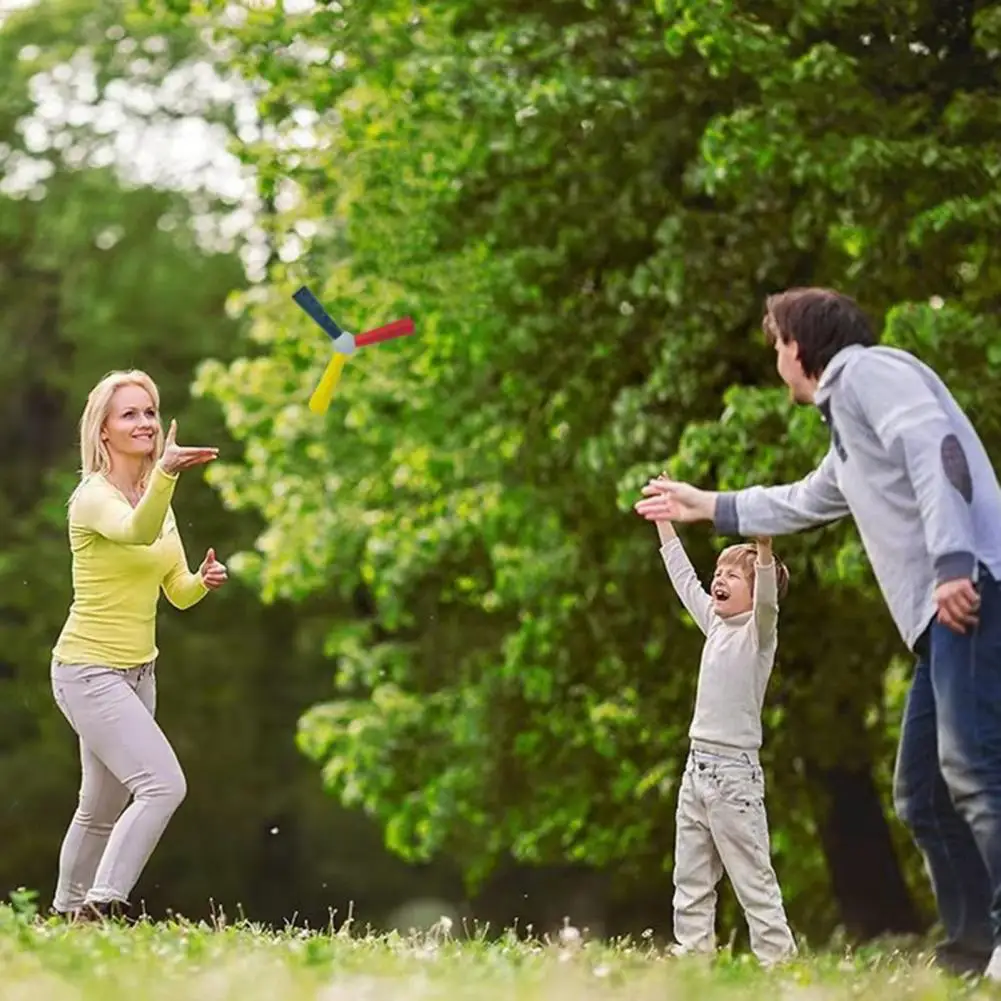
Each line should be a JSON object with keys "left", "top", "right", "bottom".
{"left": 0, "top": 901, "right": 993, "bottom": 1000}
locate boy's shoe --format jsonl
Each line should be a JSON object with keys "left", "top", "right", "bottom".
{"left": 759, "top": 952, "right": 797, "bottom": 971}
{"left": 667, "top": 943, "right": 714, "bottom": 960}
{"left": 32, "top": 908, "right": 73, "bottom": 927}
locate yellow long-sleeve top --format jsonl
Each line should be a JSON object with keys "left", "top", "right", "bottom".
{"left": 52, "top": 465, "right": 208, "bottom": 669}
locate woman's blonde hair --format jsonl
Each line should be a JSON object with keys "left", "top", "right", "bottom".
{"left": 76, "top": 369, "right": 164, "bottom": 489}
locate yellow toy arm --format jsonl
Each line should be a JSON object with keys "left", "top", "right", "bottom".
{"left": 309, "top": 351, "right": 349, "bottom": 414}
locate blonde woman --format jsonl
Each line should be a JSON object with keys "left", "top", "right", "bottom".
{"left": 50, "top": 370, "right": 226, "bottom": 923}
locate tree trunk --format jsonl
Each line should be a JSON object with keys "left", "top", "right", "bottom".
{"left": 805, "top": 759, "right": 928, "bottom": 940}
{"left": 779, "top": 626, "right": 929, "bottom": 944}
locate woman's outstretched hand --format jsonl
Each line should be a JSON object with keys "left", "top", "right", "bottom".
{"left": 159, "top": 420, "right": 218, "bottom": 475}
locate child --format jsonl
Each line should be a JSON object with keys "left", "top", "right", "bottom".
{"left": 648, "top": 508, "right": 796, "bottom": 967}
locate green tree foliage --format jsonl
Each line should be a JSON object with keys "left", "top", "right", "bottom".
{"left": 143, "top": 0, "right": 1001, "bottom": 940}
{"left": 0, "top": 0, "right": 454, "bottom": 928}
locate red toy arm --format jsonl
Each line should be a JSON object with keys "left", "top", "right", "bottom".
{"left": 355, "top": 317, "right": 415, "bottom": 347}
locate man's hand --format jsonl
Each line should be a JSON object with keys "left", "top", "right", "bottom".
{"left": 199, "top": 547, "right": 228, "bottom": 590}
{"left": 633, "top": 477, "right": 717, "bottom": 524}
{"left": 935, "top": 578, "right": 980, "bottom": 634}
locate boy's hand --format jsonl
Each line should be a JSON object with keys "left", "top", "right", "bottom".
{"left": 755, "top": 536, "right": 773, "bottom": 563}
{"left": 655, "top": 520, "right": 677, "bottom": 545}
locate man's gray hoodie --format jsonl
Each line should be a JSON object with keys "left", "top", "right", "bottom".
{"left": 714, "top": 344, "right": 1001, "bottom": 650}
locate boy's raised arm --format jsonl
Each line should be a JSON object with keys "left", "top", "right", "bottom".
{"left": 657, "top": 522, "right": 715, "bottom": 636}
{"left": 752, "top": 536, "right": 779, "bottom": 643}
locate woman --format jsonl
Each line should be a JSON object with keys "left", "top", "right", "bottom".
{"left": 49, "top": 370, "right": 227, "bottom": 923}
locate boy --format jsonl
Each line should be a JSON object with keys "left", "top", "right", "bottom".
{"left": 650, "top": 510, "right": 796, "bottom": 966}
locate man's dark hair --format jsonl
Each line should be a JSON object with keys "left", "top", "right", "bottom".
{"left": 763, "top": 287, "right": 877, "bottom": 379}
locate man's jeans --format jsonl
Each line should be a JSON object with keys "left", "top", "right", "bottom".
{"left": 893, "top": 568, "right": 1001, "bottom": 956}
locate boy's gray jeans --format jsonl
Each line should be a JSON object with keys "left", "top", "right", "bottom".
{"left": 50, "top": 659, "right": 186, "bottom": 912}
{"left": 672, "top": 743, "right": 797, "bottom": 965}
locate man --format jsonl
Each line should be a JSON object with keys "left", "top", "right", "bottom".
{"left": 634, "top": 287, "right": 1001, "bottom": 979}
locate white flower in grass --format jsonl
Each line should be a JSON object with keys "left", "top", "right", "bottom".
{"left": 559, "top": 923, "right": 581, "bottom": 946}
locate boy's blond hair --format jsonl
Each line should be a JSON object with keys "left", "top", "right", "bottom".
{"left": 716, "top": 542, "right": 790, "bottom": 600}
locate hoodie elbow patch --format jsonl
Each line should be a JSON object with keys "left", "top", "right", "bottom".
{"left": 941, "top": 434, "right": 973, "bottom": 504}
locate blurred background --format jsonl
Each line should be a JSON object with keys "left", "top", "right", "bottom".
{"left": 2, "top": 0, "right": 999, "bottom": 952}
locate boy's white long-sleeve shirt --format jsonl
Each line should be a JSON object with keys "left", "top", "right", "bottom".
{"left": 660, "top": 538, "right": 779, "bottom": 752}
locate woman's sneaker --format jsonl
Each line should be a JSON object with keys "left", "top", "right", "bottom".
{"left": 72, "top": 900, "right": 135, "bottom": 925}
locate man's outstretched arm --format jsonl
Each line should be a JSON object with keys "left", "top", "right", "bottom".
{"left": 636, "top": 449, "right": 850, "bottom": 538}
{"left": 715, "top": 449, "right": 851, "bottom": 537}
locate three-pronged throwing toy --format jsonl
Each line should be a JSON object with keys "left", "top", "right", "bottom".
{"left": 293, "top": 286, "right": 416, "bottom": 414}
